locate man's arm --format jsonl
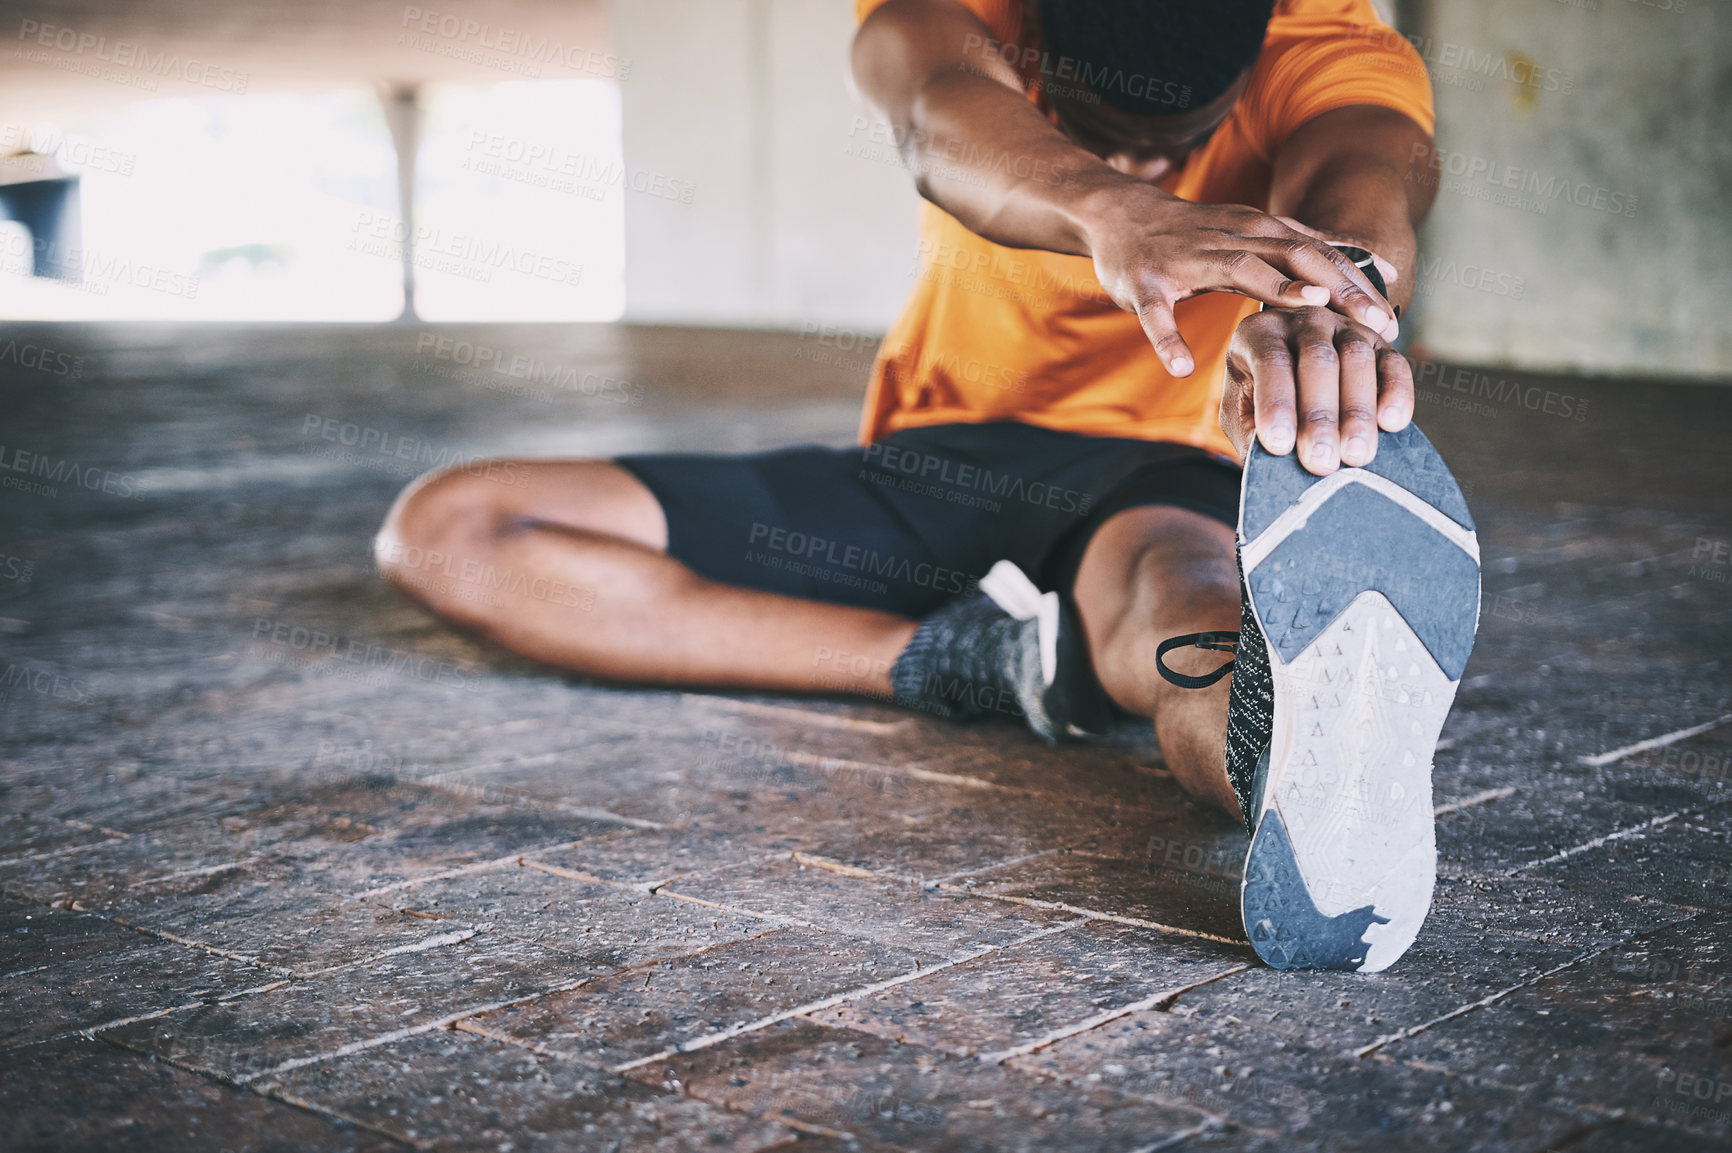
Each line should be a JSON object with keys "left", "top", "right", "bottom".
{"left": 851, "top": 0, "right": 1398, "bottom": 378}
{"left": 1268, "top": 104, "right": 1439, "bottom": 315}
{"left": 1221, "top": 105, "right": 1439, "bottom": 475}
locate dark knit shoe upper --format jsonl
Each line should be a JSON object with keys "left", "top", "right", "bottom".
{"left": 889, "top": 580, "right": 1115, "bottom": 742}
{"left": 889, "top": 592, "right": 1035, "bottom": 724}
{"left": 1223, "top": 552, "right": 1276, "bottom": 829}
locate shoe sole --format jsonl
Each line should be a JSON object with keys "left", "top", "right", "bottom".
{"left": 1237, "top": 425, "right": 1480, "bottom": 973}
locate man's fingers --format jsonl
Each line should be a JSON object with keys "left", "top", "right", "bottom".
{"left": 1135, "top": 298, "right": 1195, "bottom": 376}
{"left": 1269, "top": 216, "right": 1400, "bottom": 285}
{"left": 1277, "top": 238, "right": 1397, "bottom": 339}
{"left": 1293, "top": 318, "right": 1342, "bottom": 475}
{"left": 1216, "top": 249, "right": 1330, "bottom": 310}
{"left": 1336, "top": 327, "right": 1381, "bottom": 467}
{"left": 1242, "top": 323, "right": 1298, "bottom": 456}
{"left": 1376, "top": 345, "right": 1415, "bottom": 431}
{"left": 1228, "top": 307, "right": 1411, "bottom": 475}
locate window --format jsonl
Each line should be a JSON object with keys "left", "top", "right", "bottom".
{"left": 0, "top": 79, "right": 625, "bottom": 322}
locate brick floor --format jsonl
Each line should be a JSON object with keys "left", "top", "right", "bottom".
{"left": 1, "top": 322, "right": 1729, "bottom": 1150}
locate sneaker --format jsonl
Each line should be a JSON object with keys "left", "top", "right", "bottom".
{"left": 890, "top": 560, "right": 1115, "bottom": 741}
{"left": 1159, "top": 424, "right": 1480, "bottom": 972}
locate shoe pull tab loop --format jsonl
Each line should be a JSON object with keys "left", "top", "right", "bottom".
{"left": 1155, "top": 631, "right": 1240, "bottom": 689}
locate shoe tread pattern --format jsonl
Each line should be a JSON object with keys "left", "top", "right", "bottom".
{"left": 1242, "top": 808, "right": 1388, "bottom": 971}
{"left": 1240, "top": 424, "right": 1475, "bottom": 545}
{"left": 1251, "top": 485, "right": 1479, "bottom": 680}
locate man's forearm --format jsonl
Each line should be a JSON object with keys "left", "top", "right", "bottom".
{"left": 1268, "top": 105, "right": 1439, "bottom": 312}
{"left": 852, "top": 0, "right": 1154, "bottom": 258}
{"left": 1277, "top": 157, "right": 1421, "bottom": 312}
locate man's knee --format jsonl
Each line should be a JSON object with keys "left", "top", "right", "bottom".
{"left": 374, "top": 464, "right": 512, "bottom": 589}
{"left": 1133, "top": 540, "right": 1239, "bottom": 621}
{"left": 1081, "top": 507, "right": 1237, "bottom": 626}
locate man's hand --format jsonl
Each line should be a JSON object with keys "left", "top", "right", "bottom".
{"left": 1219, "top": 306, "right": 1413, "bottom": 476}
{"left": 1084, "top": 186, "right": 1399, "bottom": 378}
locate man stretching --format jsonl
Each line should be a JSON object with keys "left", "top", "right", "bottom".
{"left": 376, "top": 0, "right": 1481, "bottom": 972}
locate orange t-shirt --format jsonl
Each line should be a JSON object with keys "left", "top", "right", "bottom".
{"left": 852, "top": 0, "right": 1433, "bottom": 457}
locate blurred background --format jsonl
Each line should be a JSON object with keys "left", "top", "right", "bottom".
{"left": 0, "top": 0, "right": 1726, "bottom": 376}
{"left": 3, "top": 10, "right": 1731, "bottom": 1147}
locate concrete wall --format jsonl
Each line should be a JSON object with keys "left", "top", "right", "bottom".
{"left": 611, "top": 0, "right": 920, "bottom": 330}
{"left": 1410, "top": 0, "right": 1732, "bottom": 378}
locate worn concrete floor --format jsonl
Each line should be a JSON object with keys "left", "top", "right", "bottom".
{"left": 1, "top": 322, "right": 1730, "bottom": 1152}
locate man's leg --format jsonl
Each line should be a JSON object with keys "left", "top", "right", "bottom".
{"left": 1070, "top": 505, "right": 1243, "bottom": 820}
{"left": 377, "top": 457, "right": 1249, "bottom": 816}
{"left": 374, "top": 459, "right": 918, "bottom": 693}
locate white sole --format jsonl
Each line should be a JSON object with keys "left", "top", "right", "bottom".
{"left": 1238, "top": 427, "right": 1480, "bottom": 972}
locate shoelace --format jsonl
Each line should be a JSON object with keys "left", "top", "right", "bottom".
{"left": 1155, "top": 631, "right": 1239, "bottom": 689}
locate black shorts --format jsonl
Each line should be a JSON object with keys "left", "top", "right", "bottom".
{"left": 617, "top": 421, "right": 1241, "bottom": 619}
